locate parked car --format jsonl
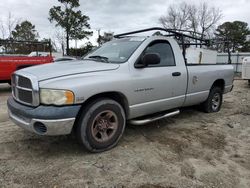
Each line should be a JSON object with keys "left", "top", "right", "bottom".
{"left": 28, "top": 51, "right": 51, "bottom": 57}
{"left": 54, "top": 57, "right": 77, "bottom": 62}
{"left": 242, "top": 57, "right": 250, "bottom": 85}
{"left": 8, "top": 28, "right": 234, "bottom": 152}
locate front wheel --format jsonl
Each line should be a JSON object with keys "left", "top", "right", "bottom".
{"left": 76, "top": 99, "right": 126, "bottom": 152}
{"left": 201, "top": 87, "right": 223, "bottom": 113}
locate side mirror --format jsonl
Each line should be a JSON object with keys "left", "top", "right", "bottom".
{"left": 135, "top": 53, "right": 161, "bottom": 68}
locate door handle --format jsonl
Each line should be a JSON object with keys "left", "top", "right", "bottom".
{"left": 172, "top": 72, "right": 181, "bottom": 77}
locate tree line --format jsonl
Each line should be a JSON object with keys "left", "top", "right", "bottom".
{"left": 0, "top": 0, "right": 250, "bottom": 56}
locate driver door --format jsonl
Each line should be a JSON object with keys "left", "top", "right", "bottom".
{"left": 129, "top": 40, "right": 187, "bottom": 118}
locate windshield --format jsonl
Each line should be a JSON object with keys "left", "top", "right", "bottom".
{"left": 85, "top": 37, "right": 145, "bottom": 63}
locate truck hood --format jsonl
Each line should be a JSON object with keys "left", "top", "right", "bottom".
{"left": 18, "top": 60, "right": 120, "bottom": 81}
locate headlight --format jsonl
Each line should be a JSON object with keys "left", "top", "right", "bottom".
{"left": 40, "top": 89, "right": 75, "bottom": 105}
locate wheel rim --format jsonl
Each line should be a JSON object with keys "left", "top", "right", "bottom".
{"left": 91, "top": 110, "right": 118, "bottom": 143}
{"left": 211, "top": 93, "right": 221, "bottom": 111}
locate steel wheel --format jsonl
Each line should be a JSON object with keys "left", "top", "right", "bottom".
{"left": 201, "top": 86, "right": 223, "bottom": 113}
{"left": 76, "top": 99, "right": 126, "bottom": 152}
{"left": 91, "top": 110, "right": 118, "bottom": 143}
{"left": 211, "top": 93, "right": 221, "bottom": 111}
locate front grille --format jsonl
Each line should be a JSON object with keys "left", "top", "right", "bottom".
{"left": 18, "top": 76, "right": 32, "bottom": 88}
{"left": 18, "top": 89, "right": 33, "bottom": 104}
{"left": 12, "top": 74, "right": 39, "bottom": 106}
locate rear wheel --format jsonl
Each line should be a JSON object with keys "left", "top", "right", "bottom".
{"left": 76, "top": 99, "right": 126, "bottom": 152}
{"left": 248, "top": 80, "right": 250, "bottom": 86}
{"left": 202, "top": 87, "right": 223, "bottom": 113}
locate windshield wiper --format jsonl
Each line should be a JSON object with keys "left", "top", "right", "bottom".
{"left": 88, "top": 55, "right": 110, "bottom": 63}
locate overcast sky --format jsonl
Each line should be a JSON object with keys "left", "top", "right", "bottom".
{"left": 0, "top": 0, "right": 250, "bottom": 47}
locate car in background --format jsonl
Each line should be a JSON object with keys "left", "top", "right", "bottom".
{"left": 28, "top": 52, "right": 51, "bottom": 57}
{"left": 54, "top": 57, "right": 77, "bottom": 62}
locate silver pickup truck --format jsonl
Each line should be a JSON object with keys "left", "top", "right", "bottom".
{"left": 8, "top": 28, "right": 234, "bottom": 152}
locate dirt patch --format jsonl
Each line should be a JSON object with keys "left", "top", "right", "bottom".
{"left": 0, "top": 80, "right": 250, "bottom": 188}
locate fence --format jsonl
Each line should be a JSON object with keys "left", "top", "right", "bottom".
{"left": 217, "top": 52, "right": 250, "bottom": 73}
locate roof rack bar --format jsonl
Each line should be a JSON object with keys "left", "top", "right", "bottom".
{"left": 0, "top": 39, "right": 50, "bottom": 45}
{"left": 179, "top": 42, "right": 209, "bottom": 46}
{"left": 114, "top": 27, "right": 208, "bottom": 43}
{"left": 167, "top": 28, "right": 203, "bottom": 36}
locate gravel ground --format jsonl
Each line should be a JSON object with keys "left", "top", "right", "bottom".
{"left": 0, "top": 80, "right": 249, "bottom": 188}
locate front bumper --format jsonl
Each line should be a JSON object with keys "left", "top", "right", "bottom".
{"left": 7, "top": 97, "right": 81, "bottom": 136}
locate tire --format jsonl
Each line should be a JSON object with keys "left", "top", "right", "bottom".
{"left": 201, "top": 87, "right": 223, "bottom": 113}
{"left": 248, "top": 80, "right": 250, "bottom": 86}
{"left": 76, "top": 98, "right": 126, "bottom": 152}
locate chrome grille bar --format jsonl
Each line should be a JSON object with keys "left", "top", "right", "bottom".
{"left": 16, "top": 85, "right": 33, "bottom": 92}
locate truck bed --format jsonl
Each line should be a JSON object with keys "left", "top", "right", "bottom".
{"left": 183, "top": 64, "right": 234, "bottom": 107}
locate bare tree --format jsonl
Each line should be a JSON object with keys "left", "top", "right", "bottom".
{"left": 54, "top": 29, "right": 66, "bottom": 55}
{"left": 159, "top": 2, "right": 223, "bottom": 39}
{"left": 0, "top": 13, "right": 20, "bottom": 53}
{"left": 0, "top": 19, "right": 6, "bottom": 39}
{"left": 188, "top": 4, "right": 199, "bottom": 35}
{"left": 51, "top": 39, "right": 58, "bottom": 52}
{"left": 178, "top": 3, "right": 190, "bottom": 30}
{"left": 159, "top": 2, "right": 190, "bottom": 30}
{"left": 7, "top": 12, "right": 21, "bottom": 39}
{"left": 0, "top": 12, "right": 21, "bottom": 39}
{"left": 198, "top": 3, "right": 222, "bottom": 40}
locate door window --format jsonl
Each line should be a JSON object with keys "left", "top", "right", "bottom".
{"left": 145, "top": 41, "right": 176, "bottom": 67}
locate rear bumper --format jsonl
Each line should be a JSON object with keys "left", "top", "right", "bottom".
{"left": 7, "top": 97, "right": 81, "bottom": 136}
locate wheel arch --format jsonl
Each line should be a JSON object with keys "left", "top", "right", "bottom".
{"left": 211, "top": 79, "right": 225, "bottom": 92}
{"left": 73, "top": 91, "right": 129, "bottom": 135}
{"left": 77, "top": 91, "right": 129, "bottom": 119}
